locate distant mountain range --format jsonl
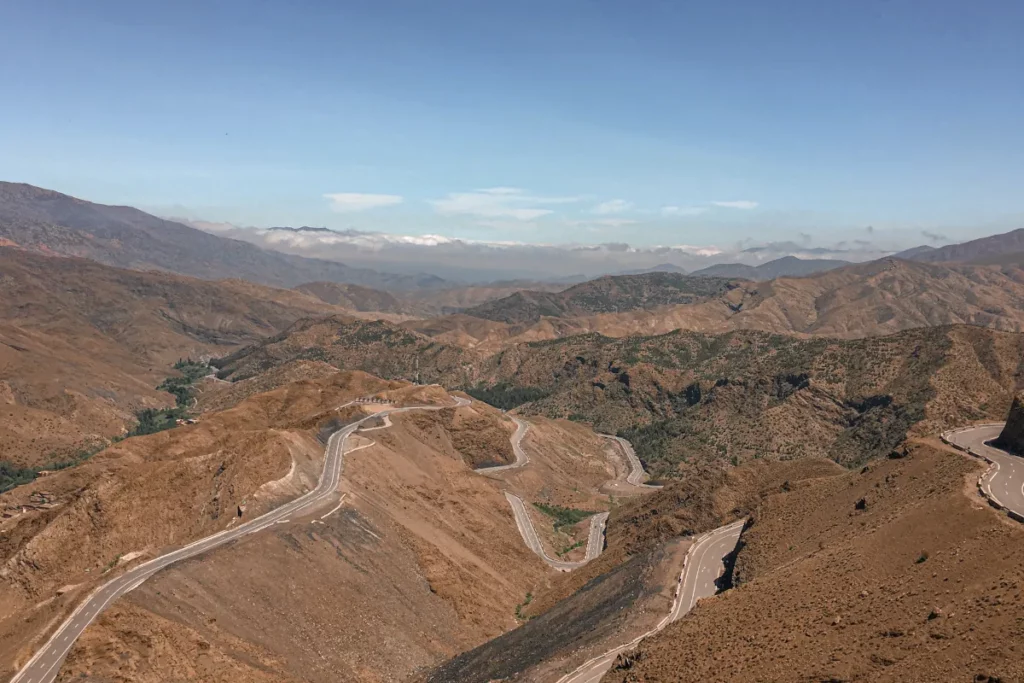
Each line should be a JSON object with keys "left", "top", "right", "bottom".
{"left": 902, "top": 228, "right": 1024, "bottom": 266}
{"left": 0, "top": 183, "right": 448, "bottom": 290}
{"left": 689, "top": 255, "right": 851, "bottom": 280}
{"left": 461, "top": 272, "right": 739, "bottom": 324}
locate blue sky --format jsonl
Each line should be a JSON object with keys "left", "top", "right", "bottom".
{"left": 2, "top": 0, "right": 1022, "bottom": 249}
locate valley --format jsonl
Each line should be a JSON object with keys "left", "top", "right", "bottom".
{"left": 3, "top": 183, "right": 1024, "bottom": 683}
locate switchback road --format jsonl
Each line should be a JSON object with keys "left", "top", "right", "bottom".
{"left": 477, "top": 413, "right": 615, "bottom": 571}
{"left": 600, "top": 434, "right": 661, "bottom": 488}
{"left": 476, "top": 415, "right": 530, "bottom": 473}
{"left": 504, "top": 492, "right": 610, "bottom": 572}
{"left": 943, "top": 423, "right": 1024, "bottom": 516}
{"left": 10, "top": 396, "right": 469, "bottom": 683}
{"left": 554, "top": 519, "right": 746, "bottom": 683}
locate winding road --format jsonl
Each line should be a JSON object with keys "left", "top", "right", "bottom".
{"left": 476, "top": 415, "right": 530, "bottom": 473}
{"left": 479, "top": 415, "right": 635, "bottom": 572}
{"left": 554, "top": 519, "right": 746, "bottom": 683}
{"left": 600, "top": 434, "right": 661, "bottom": 488}
{"left": 504, "top": 493, "right": 610, "bottom": 572}
{"left": 9, "top": 396, "right": 469, "bottom": 683}
{"left": 942, "top": 423, "right": 1024, "bottom": 516}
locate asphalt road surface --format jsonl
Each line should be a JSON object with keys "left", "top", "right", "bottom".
{"left": 504, "top": 492, "right": 610, "bottom": 572}
{"left": 943, "top": 423, "right": 1024, "bottom": 515}
{"left": 600, "top": 434, "right": 661, "bottom": 488}
{"left": 554, "top": 519, "right": 746, "bottom": 683}
{"left": 9, "top": 396, "right": 469, "bottom": 683}
{"left": 476, "top": 415, "right": 530, "bottom": 473}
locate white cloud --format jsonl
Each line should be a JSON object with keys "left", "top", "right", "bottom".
{"left": 430, "top": 187, "right": 580, "bottom": 221}
{"left": 323, "top": 193, "right": 404, "bottom": 212}
{"left": 591, "top": 199, "right": 634, "bottom": 215}
{"left": 667, "top": 244, "right": 724, "bottom": 256}
{"left": 712, "top": 200, "right": 759, "bottom": 210}
{"left": 661, "top": 206, "right": 708, "bottom": 216}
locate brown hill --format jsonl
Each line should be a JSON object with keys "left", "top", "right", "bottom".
{"left": 294, "top": 281, "right": 411, "bottom": 314}
{"left": 5, "top": 374, "right": 632, "bottom": 682}
{"left": 212, "top": 313, "right": 1024, "bottom": 480}
{"left": 461, "top": 272, "right": 741, "bottom": 324}
{"left": 908, "top": 226, "right": 1024, "bottom": 264}
{"left": 413, "top": 259, "right": 1024, "bottom": 349}
{"left": 0, "top": 248, "right": 343, "bottom": 466}
{"left": 0, "top": 182, "right": 447, "bottom": 290}
{"left": 690, "top": 255, "right": 851, "bottom": 280}
{"left": 602, "top": 442, "right": 1024, "bottom": 682}
{"left": 213, "top": 315, "right": 472, "bottom": 386}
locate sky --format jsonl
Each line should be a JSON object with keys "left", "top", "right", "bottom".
{"left": 2, "top": 0, "right": 1023, "bottom": 254}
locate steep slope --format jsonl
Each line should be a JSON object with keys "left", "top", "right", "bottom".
{"left": 994, "top": 392, "right": 1024, "bottom": 455}
{"left": 0, "top": 182, "right": 446, "bottom": 289}
{"left": 461, "top": 273, "right": 741, "bottom": 324}
{"left": 602, "top": 443, "right": 1024, "bottom": 682}
{"left": 690, "top": 255, "right": 850, "bottom": 280}
{"left": 0, "top": 248, "right": 344, "bottom": 466}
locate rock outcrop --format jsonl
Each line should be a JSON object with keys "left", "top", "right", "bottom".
{"left": 995, "top": 392, "right": 1024, "bottom": 455}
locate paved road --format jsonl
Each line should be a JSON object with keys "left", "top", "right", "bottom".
{"left": 476, "top": 415, "right": 530, "bottom": 473}
{"left": 943, "top": 423, "right": 1024, "bottom": 515}
{"left": 600, "top": 434, "right": 661, "bottom": 488}
{"left": 504, "top": 492, "right": 610, "bottom": 572}
{"left": 554, "top": 519, "right": 746, "bottom": 683}
{"left": 9, "top": 396, "right": 469, "bottom": 683}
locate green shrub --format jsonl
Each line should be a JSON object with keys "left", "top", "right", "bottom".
{"left": 532, "top": 503, "right": 597, "bottom": 531}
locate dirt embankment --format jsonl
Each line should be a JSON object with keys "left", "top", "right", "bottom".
{"left": 604, "top": 443, "right": 1024, "bottom": 682}
{"left": 0, "top": 371, "right": 413, "bottom": 678}
{"left": 994, "top": 391, "right": 1024, "bottom": 454}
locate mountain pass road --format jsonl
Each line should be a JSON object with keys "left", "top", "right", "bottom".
{"left": 9, "top": 396, "right": 469, "bottom": 683}
{"left": 943, "top": 423, "right": 1024, "bottom": 515}
{"left": 554, "top": 519, "right": 745, "bottom": 683}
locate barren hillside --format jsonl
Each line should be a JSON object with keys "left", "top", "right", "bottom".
{"left": 0, "top": 248, "right": 344, "bottom": 467}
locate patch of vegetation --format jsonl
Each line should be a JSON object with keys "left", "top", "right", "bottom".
{"left": 0, "top": 462, "right": 39, "bottom": 494}
{"left": 466, "top": 383, "right": 551, "bottom": 410}
{"left": 557, "top": 540, "right": 585, "bottom": 557}
{"left": 128, "top": 407, "right": 184, "bottom": 437}
{"left": 0, "top": 444, "right": 108, "bottom": 494}
{"left": 514, "top": 591, "right": 533, "bottom": 620}
{"left": 157, "top": 358, "right": 211, "bottom": 407}
{"left": 532, "top": 502, "right": 597, "bottom": 531}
